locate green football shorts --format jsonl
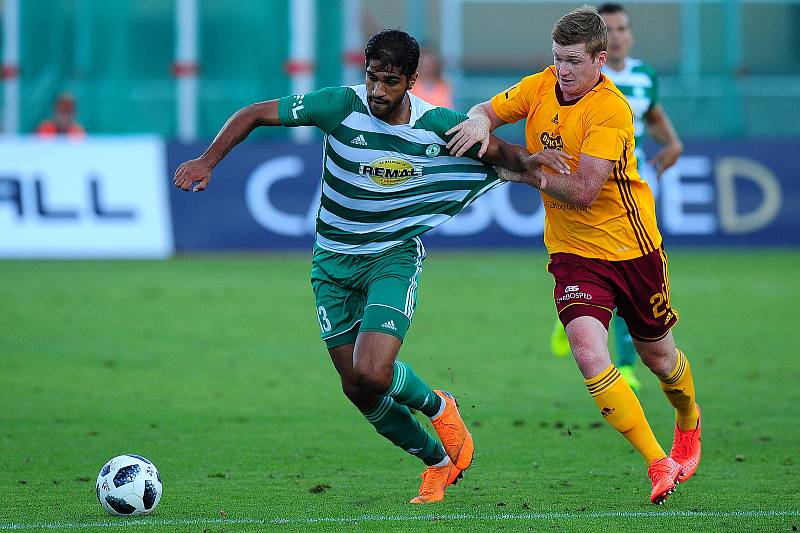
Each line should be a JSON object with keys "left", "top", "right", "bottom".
{"left": 311, "top": 237, "right": 426, "bottom": 349}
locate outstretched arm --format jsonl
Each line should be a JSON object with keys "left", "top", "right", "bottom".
{"left": 173, "top": 100, "right": 281, "bottom": 192}
{"left": 478, "top": 135, "right": 529, "bottom": 172}
{"left": 503, "top": 152, "right": 613, "bottom": 207}
{"left": 537, "top": 154, "right": 614, "bottom": 207}
{"left": 445, "top": 101, "right": 507, "bottom": 157}
{"left": 645, "top": 104, "right": 683, "bottom": 178}
{"left": 481, "top": 139, "right": 573, "bottom": 191}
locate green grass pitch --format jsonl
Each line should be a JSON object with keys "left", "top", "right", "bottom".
{"left": 1, "top": 250, "right": 799, "bottom": 532}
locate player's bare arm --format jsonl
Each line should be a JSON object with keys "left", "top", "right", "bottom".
{"left": 645, "top": 104, "right": 683, "bottom": 177}
{"left": 478, "top": 135, "right": 533, "bottom": 173}
{"left": 173, "top": 99, "right": 281, "bottom": 192}
{"left": 525, "top": 152, "right": 614, "bottom": 207}
{"left": 497, "top": 149, "right": 574, "bottom": 190}
{"left": 445, "top": 101, "right": 506, "bottom": 157}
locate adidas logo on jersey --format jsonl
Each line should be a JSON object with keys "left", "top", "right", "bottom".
{"left": 381, "top": 320, "right": 397, "bottom": 331}
{"left": 551, "top": 113, "right": 559, "bottom": 124}
{"left": 351, "top": 134, "right": 368, "bottom": 146}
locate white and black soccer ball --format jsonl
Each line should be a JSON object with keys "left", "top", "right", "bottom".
{"left": 96, "top": 454, "right": 162, "bottom": 516}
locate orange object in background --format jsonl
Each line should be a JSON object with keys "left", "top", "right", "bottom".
{"left": 411, "top": 47, "right": 454, "bottom": 109}
{"left": 36, "top": 92, "right": 86, "bottom": 138}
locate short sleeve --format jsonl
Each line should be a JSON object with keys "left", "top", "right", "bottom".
{"left": 582, "top": 125, "right": 628, "bottom": 161}
{"left": 581, "top": 97, "right": 632, "bottom": 161}
{"left": 414, "top": 107, "right": 483, "bottom": 160}
{"left": 277, "top": 86, "right": 359, "bottom": 134}
{"left": 489, "top": 73, "right": 541, "bottom": 125}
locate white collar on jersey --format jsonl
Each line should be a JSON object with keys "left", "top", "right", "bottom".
{"left": 351, "top": 84, "right": 437, "bottom": 128}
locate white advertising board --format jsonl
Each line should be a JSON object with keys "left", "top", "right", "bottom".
{"left": 0, "top": 137, "right": 173, "bottom": 259}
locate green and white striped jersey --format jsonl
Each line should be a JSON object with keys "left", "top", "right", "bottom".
{"left": 278, "top": 85, "right": 501, "bottom": 254}
{"left": 602, "top": 57, "right": 659, "bottom": 149}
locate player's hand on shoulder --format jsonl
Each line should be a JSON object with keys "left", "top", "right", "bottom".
{"left": 445, "top": 115, "right": 491, "bottom": 158}
{"left": 525, "top": 150, "right": 572, "bottom": 175}
{"left": 173, "top": 158, "right": 213, "bottom": 192}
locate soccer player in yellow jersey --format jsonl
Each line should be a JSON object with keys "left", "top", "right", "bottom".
{"left": 446, "top": 6, "right": 701, "bottom": 505}
{"left": 551, "top": 3, "right": 687, "bottom": 392}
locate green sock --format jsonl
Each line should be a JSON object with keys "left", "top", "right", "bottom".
{"left": 386, "top": 360, "right": 443, "bottom": 418}
{"left": 612, "top": 316, "right": 637, "bottom": 367}
{"left": 362, "top": 396, "right": 447, "bottom": 466}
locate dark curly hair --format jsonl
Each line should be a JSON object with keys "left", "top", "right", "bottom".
{"left": 364, "top": 29, "right": 420, "bottom": 79}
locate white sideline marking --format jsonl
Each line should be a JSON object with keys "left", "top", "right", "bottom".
{"left": 1, "top": 511, "right": 799, "bottom": 530}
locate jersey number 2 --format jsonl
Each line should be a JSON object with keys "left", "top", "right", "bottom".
{"left": 650, "top": 292, "right": 668, "bottom": 318}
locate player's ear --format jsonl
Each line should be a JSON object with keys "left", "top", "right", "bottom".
{"left": 596, "top": 50, "right": 608, "bottom": 68}
{"left": 408, "top": 71, "right": 419, "bottom": 90}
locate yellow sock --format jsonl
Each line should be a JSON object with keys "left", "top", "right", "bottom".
{"left": 586, "top": 365, "right": 666, "bottom": 464}
{"left": 659, "top": 349, "right": 698, "bottom": 431}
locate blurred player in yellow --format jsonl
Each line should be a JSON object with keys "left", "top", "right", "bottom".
{"left": 446, "top": 6, "right": 700, "bottom": 504}
{"left": 549, "top": 3, "right": 685, "bottom": 394}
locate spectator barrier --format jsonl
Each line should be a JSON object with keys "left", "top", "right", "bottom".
{"left": 0, "top": 137, "right": 173, "bottom": 259}
{"left": 1, "top": 137, "right": 796, "bottom": 258}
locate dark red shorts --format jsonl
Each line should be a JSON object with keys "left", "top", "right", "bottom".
{"left": 547, "top": 248, "right": 679, "bottom": 342}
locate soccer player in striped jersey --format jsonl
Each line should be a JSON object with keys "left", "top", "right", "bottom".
{"left": 550, "top": 3, "right": 685, "bottom": 392}
{"left": 446, "top": 6, "right": 700, "bottom": 505}
{"left": 173, "top": 30, "right": 540, "bottom": 503}
{"left": 601, "top": 3, "right": 683, "bottom": 179}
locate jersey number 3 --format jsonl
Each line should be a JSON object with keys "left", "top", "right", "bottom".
{"left": 317, "top": 305, "right": 332, "bottom": 333}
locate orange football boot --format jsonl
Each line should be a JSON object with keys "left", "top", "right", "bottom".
{"left": 648, "top": 457, "right": 683, "bottom": 505}
{"left": 409, "top": 461, "right": 463, "bottom": 504}
{"left": 431, "top": 390, "right": 474, "bottom": 471}
{"left": 670, "top": 403, "right": 702, "bottom": 483}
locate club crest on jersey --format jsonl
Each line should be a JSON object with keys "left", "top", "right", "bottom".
{"left": 540, "top": 131, "right": 564, "bottom": 150}
{"left": 359, "top": 157, "right": 422, "bottom": 187}
{"left": 426, "top": 144, "right": 441, "bottom": 157}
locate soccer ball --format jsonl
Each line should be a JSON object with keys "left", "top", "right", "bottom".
{"left": 96, "top": 454, "right": 162, "bottom": 516}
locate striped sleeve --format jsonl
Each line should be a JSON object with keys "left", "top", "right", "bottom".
{"left": 414, "top": 107, "right": 482, "bottom": 160}
{"left": 278, "top": 86, "right": 364, "bottom": 134}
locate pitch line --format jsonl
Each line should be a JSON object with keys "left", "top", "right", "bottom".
{"left": 2, "top": 510, "right": 799, "bottom": 530}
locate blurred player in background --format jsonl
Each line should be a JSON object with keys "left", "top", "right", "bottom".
{"left": 411, "top": 47, "right": 454, "bottom": 108}
{"left": 36, "top": 92, "right": 85, "bottom": 138}
{"left": 446, "top": 6, "right": 700, "bottom": 505}
{"left": 174, "top": 30, "right": 540, "bottom": 504}
{"left": 549, "top": 3, "right": 685, "bottom": 393}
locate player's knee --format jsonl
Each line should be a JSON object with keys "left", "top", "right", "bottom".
{"left": 634, "top": 332, "right": 676, "bottom": 360}
{"left": 340, "top": 376, "right": 360, "bottom": 398}
{"left": 573, "top": 350, "right": 612, "bottom": 378}
{"left": 638, "top": 348, "right": 675, "bottom": 377}
{"left": 567, "top": 336, "right": 611, "bottom": 376}
{"left": 340, "top": 376, "right": 373, "bottom": 406}
{"left": 353, "top": 364, "right": 392, "bottom": 394}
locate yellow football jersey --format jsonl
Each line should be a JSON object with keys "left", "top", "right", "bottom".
{"left": 490, "top": 66, "right": 662, "bottom": 260}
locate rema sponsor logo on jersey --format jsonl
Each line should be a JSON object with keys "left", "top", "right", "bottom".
{"left": 358, "top": 157, "right": 422, "bottom": 187}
